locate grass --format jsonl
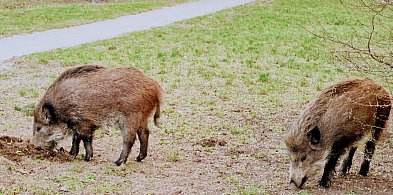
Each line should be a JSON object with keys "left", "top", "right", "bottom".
{"left": 104, "top": 165, "right": 138, "bottom": 177}
{"left": 166, "top": 150, "right": 180, "bottom": 162}
{"left": 23, "top": 0, "right": 370, "bottom": 101}
{"left": 56, "top": 176, "right": 84, "bottom": 191}
{"left": 0, "top": 123, "right": 16, "bottom": 128}
{"left": 68, "top": 162, "right": 85, "bottom": 173}
{"left": 17, "top": 88, "right": 40, "bottom": 98}
{"left": 238, "top": 184, "right": 267, "bottom": 195}
{"left": 14, "top": 103, "right": 35, "bottom": 116}
{"left": 0, "top": 0, "right": 186, "bottom": 37}
{"left": 228, "top": 176, "right": 267, "bottom": 195}
{"left": 0, "top": 187, "right": 25, "bottom": 194}
{"left": 3, "top": 0, "right": 393, "bottom": 194}
{"left": 91, "top": 184, "right": 120, "bottom": 193}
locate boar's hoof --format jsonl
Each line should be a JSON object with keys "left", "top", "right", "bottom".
{"left": 84, "top": 156, "right": 91, "bottom": 161}
{"left": 358, "top": 170, "right": 368, "bottom": 176}
{"left": 69, "top": 148, "right": 78, "bottom": 157}
{"left": 84, "top": 153, "right": 93, "bottom": 161}
{"left": 359, "top": 162, "right": 370, "bottom": 176}
{"left": 319, "top": 179, "right": 331, "bottom": 188}
{"left": 114, "top": 158, "right": 126, "bottom": 166}
{"left": 136, "top": 154, "right": 147, "bottom": 162}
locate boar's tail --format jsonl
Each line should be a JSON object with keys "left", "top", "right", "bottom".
{"left": 154, "top": 97, "right": 161, "bottom": 128}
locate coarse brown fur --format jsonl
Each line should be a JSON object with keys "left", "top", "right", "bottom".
{"left": 31, "top": 65, "right": 163, "bottom": 165}
{"left": 285, "top": 78, "right": 391, "bottom": 188}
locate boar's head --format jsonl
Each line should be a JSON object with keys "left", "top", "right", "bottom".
{"left": 285, "top": 125, "right": 327, "bottom": 189}
{"left": 31, "top": 101, "right": 69, "bottom": 149}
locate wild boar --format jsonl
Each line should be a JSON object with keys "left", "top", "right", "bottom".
{"left": 31, "top": 65, "right": 163, "bottom": 166}
{"left": 285, "top": 78, "right": 391, "bottom": 188}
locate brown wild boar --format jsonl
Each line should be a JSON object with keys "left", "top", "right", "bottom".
{"left": 285, "top": 78, "right": 391, "bottom": 188}
{"left": 31, "top": 65, "right": 163, "bottom": 166}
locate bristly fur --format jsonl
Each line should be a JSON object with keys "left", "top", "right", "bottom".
{"left": 32, "top": 65, "right": 163, "bottom": 165}
{"left": 285, "top": 78, "right": 391, "bottom": 189}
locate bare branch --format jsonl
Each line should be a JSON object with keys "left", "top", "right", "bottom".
{"left": 308, "top": 0, "right": 392, "bottom": 78}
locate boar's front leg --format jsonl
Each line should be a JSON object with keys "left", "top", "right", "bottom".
{"left": 70, "top": 134, "right": 81, "bottom": 157}
{"left": 82, "top": 135, "right": 94, "bottom": 161}
{"left": 320, "top": 154, "right": 339, "bottom": 188}
{"left": 320, "top": 139, "right": 347, "bottom": 188}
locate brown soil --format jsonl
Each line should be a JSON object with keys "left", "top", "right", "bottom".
{"left": 0, "top": 136, "right": 73, "bottom": 162}
{"left": 197, "top": 138, "right": 227, "bottom": 147}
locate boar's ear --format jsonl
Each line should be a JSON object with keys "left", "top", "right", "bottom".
{"left": 42, "top": 102, "right": 57, "bottom": 124}
{"left": 307, "top": 126, "right": 322, "bottom": 150}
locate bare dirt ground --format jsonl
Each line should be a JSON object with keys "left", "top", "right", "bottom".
{"left": 0, "top": 60, "right": 393, "bottom": 194}
{"left": 0, "top": 135, "right": 73, "bottom": 162}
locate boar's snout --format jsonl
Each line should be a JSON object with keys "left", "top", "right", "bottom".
{"left": 30, "top": 137, "right": 57, "bottom": 150}
{"left": 290, "top": 177, "right": 307, "bottom": 189}
{"left": 30, "top": 137, "right": 40, "bottom": 147}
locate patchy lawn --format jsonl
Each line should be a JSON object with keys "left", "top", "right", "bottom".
{"left": 0, "top": 0, "right": 392, "bottom": 194}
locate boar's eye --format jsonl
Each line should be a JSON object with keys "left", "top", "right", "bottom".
{"left": 36, "top": 126, "right": 42, "bottom": 132}
{"left": 300, "top": 154, "right": 307, "bottom": 162}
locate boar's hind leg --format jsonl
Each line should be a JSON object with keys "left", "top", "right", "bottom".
{"left": 359, "top": 127, "right": 383, "bottom": 176}
{"left": 115, "top": 124, "right": 137, "bottom": 166}
{"left": 70, "top": 134, "right": 82, "bottom": 156}
{"left": 359, "top": 105, "right": 389, "bottom": 176}
{"left": 136, "top": 127, "right": 149, "bottom": 162}
{"left": 82, "top": 135, "right": 94, "bottom": 161}
{"left": 339, "top": 147, "right": 357, "bottom": 176}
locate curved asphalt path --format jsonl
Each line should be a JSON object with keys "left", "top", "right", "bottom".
{"left": 0, "top": 0, "right": 255, "bottom": 62}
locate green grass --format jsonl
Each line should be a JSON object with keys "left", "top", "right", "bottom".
{"left": 238, "top": 184, "right": 267, "bottom": 195}
{"left": 0, "top": 0, "right": 186, "bottom": 37}
{"left": 0, "top": 187, "right": 26, "bottom": 194}
{"left": 23, "top": 0, "right": 374, "bottom": 98}
{"left": 166, "top": 150, "right": 180, "bottom": 162}
{"left": 56, "top": 176, "right": 84, "bottom": 191}
{"left": 14, "top": 103, "right": 35, "bottom": 116}
{"left": 0, "top": 122, "right": 16, "bottom": 128}
{"left": 17, "top": 88, "right": 40, "bottom": 98}
{"left": 228, "top": 176, "right": 267, "bottom": 195}
{"left": 68, "top": 162, "right": 85, "bottom": 173}
{"left": 91, "top": 184, "right": 120, "bottom": 193}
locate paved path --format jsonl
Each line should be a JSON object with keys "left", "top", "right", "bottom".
{"left": 0, "top": 0, "right": 254, "bottom": 62}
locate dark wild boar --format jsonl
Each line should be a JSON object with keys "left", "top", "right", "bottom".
{"left": 31, "top": 65, "right": 163, "bottom": 166}
{"left": 285, "top": 78, "right": 391, "bottom": 188}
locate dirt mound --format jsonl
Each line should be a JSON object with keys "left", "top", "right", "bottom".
{"left": 0, "top": 136, "right": 73, "bottom": 162}
{"left": 197, "top": 138, "right": 227, "bottom": 147}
